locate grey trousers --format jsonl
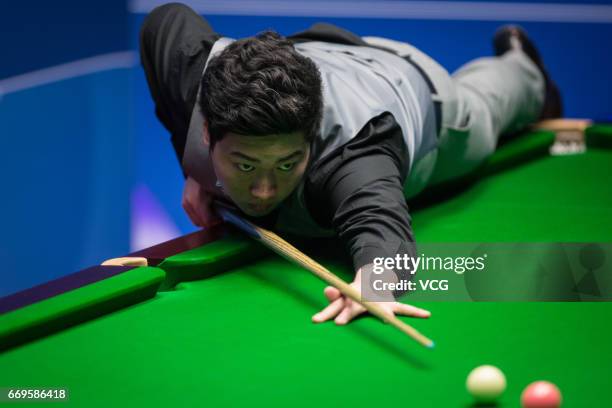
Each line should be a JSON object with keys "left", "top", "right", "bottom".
{"left": 363, "top": 36, "right": 545, "bottom": 186}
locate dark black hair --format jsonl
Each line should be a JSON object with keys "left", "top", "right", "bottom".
{"left": 200, "top": 30, "right": 323, "bottom": 146}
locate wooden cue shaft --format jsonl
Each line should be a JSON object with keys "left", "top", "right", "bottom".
{"left": 253, "top": 223, "right": 434, "bottom": 348}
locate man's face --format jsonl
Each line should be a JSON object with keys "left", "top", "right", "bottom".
{"left": 206, "top": 129, "right": 310, "bottom": 217}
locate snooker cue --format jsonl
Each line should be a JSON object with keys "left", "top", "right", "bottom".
{"left": 215, "top": 205, "right": 435, "bottom": 349}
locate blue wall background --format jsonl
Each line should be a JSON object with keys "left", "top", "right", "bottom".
{"left": 1, "top": 0, "right": 612, "bottom": 296}
{"left": 0, "top": 0, "right": 128, "bottom": 79}
{"left": 0, "top": 1, "right": 132, "bottom": 297}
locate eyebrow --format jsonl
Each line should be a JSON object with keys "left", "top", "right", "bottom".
{"left": 229, "top": 150, "right": 304, "bottom": 163}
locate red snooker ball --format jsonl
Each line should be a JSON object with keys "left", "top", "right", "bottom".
{"left": 521, "top": 381, "right": 562, "bottom": 408}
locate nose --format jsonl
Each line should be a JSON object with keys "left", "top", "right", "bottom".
{"left": 250, "top": 174, "right": 277, "bottom": 201}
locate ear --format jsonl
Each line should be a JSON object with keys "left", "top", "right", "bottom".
{"left": 203, "top": 119, "right": 210, "bottom": 147}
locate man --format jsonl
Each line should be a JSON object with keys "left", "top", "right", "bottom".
{"left": 139, "top": 3, "right": 562, "bottom": 325}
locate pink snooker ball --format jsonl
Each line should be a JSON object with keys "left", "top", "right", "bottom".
{"left": 521, "top": 381, "right": 562, "bottom": 408}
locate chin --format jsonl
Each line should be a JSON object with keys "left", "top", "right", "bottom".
{"left": 242, "top": 204, "right": 277, "bottom": 217}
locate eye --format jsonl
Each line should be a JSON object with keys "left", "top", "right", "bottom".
{"left": 236, "top": 163, "right": 255, "bottom": 172}
{"left": 277, "top": 162, "right": 296, "bottom": 172}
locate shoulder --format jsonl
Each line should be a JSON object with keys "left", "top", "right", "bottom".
{"left": 141, "top": 3, "right": 197, "bottom": 33}
{"left": 139, "top": 3, "right": 206, "bottom": 53}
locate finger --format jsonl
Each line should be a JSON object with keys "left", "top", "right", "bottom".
{"left": 334, "top": 302, "right": 361, "bottom": 325}
{"left": 194, "top": 204, "right": 216, "bottom": 228}
{"left": 393, "top": 303, "right": 431, "bottom": 318}
{"left": 183, "top": 202, "right": 204, "bottom": 227}
{"left": 182, "top": 180, "right": 203, "bottom": 227}
{"left": 189, "top": 205, "right": 205, "bottom": 227}
{"left": 323, "top": 286, "right": 342, "bottom": 302}
{"left": 202, "top": 209, "right": 222, "bottom": 227}
{"left": 199, "top": 197, "right": 222, "bottom": 227}
{"left": 334, "top": 298, "right": 366, "bottom": 325}
{"left": 312, "top": 297, "right": 345, "bottom": 323}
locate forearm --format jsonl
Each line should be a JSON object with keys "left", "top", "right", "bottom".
{"left": 304, "top": 113, "right": 416, "bottom": 295}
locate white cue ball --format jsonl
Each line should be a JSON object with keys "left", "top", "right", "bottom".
{"left": 466, "top": 365, "right": 507, "bottom": 403}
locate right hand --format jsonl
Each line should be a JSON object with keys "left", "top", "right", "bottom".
{"left": 182, "top": 176, "right": 221, "bottom": 227}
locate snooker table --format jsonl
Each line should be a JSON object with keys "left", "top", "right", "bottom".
{"left": 1, "top": 125, "right": 611, "bottom": 407}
